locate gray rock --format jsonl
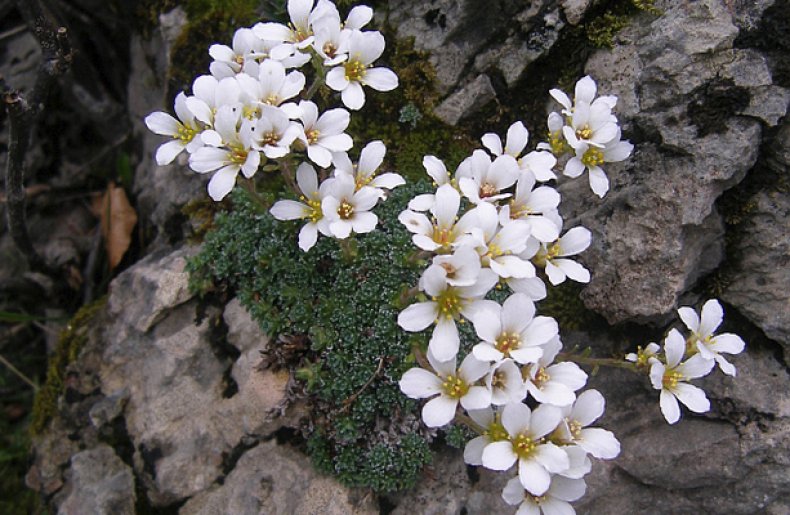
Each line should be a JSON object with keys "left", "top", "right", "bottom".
{"left": 565, "top": 0, "right": 789, "bottom": 323}
{"left": 561, "top": 0, "right": 592, "bottom": 25}
{"left": 101, "top": 249, "right": 302, "bottom": 506}
{"left": 180, "top": 440, "right": 378, "bottom": 515}
{"left": 107, "top": 246, "right": 197, "bottom": 333}
{"left": 433, "top": 74, "right": 497, "bottom": 126}
{"left": 128, "top": 7, "right": 208, "bottom": 246}
{"left": 57, "top": 445, "right": 135, "bottom": 515}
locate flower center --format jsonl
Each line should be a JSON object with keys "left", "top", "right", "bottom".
{"left": 344, "top": 59, "right": 367, "bottom": 82}
{"left": 533, "top": 366, "right": 550, "bottom": 388}
{"left": 300, "top": 196, "right": 323, "bottom": 223}
{"left": 513, "top": 433, "right": 538, "bottom": 459}
{"left": 662, "top": 369, "right": 682, "bottom": 390}
{"left": 508, "top": 199, "right": 530, "bottom": 219}
{"left": 633, "top": 345, "right": 654, "bottom": 369}
{"left": 177, "top": 123, "right": 197, "bottom": 143}
{"left": 491, "top": 370, "right": 507, "bottom": 390}
{"left": 243, "top": 105, "right": 261, "bottom": 120}
{"left": 229, "top": 146, "right": 248, "bottom": 165}
{"left": 337, "top": 200, "right": 354, "bottom": 219}
{"left": 575, "top": 124, "right": 593, "bottom": 140}
{"left": 484, "top": 420, "right": 509, "bottom": 442}
{"left": 495, "top": 331, "right": 520, "bottom": 356}
{"left": 432, "top": 288, "right": 462, "bottom": 320}
{"left": 323, "top": 41, "right": 337, "bottom": 58}
{"left": 264, "top": 94, "right": 280, "bottom": 106}
{"left": 533, "top": 242, "right": 560, "bottom": 267}
{"left": 260, "top": 131, "right": 280, "bottom": 146}
{"left": 581, "top": 147, "right": 604, "bottom": 167}
{"left": 305, "top": 128, "right": 321, "bottom": 145}
{"left": 548, "top": 130, "right": 567, "bottom": 155}
{"left": 479, "top": 182, "right": 498, "bottom": 198}
{"left": 233, "top": 54, "right": 245, "bottom": 66}
{"left": 431, "top": 225, "right": 455, "bottom": 249}
{"left": 441, "top": 374, "right": 468, "bottom": 399}
{"left": 568, "top": 419, "right": 583, "bottom": 440}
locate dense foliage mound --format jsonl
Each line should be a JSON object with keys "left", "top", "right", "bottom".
{"left": 188, "top": 181, "right": 437, "bottom": 491}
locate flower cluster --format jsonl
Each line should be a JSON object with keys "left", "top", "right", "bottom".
{"left": 540, "top": 76, "right": 634, "bottom": 197}
{"left": 627, "top": 299, "right": 746, "bottom": 424}
{"left": 144, "top": 0, "right": 402, "bottom": 243}
{"left": 396, "top": 114, "right": 621, "bottom": 511}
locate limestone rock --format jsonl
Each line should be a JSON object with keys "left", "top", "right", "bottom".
{"left": 57, "top": 445, "right": 136, "bottom": 515}
{"left": 180, "top": 440, "right": 378, "bottom": 515}
{"left": 101, "top": 251, "right": 301, "bottom": 506}
{"left": 566, "top": 0, "right": 789, "bottom": 323}
{"left": 433, "top": 74, "right": 497, "bottom": 126}
{"left": 128, "top": 7, "right": 208, "bottom": 245}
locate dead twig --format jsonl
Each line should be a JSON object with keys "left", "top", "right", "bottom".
{"left": 2, "top": 0, "right": 73, "bottom": 273}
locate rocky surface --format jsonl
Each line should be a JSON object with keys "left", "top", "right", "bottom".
{"left": 24, "top": 0, "right": 790, "bottom": 514}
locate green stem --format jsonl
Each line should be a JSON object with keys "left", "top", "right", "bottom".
{"left": 0, "top": 353, "right": 38, "bottom": 391}
{"left": 338, "top": 236, "right": 358, "bottom": 263}
{"left": 239, "top": 178, "right": 268, "bottom": 212}
{"left": 305, "top": 52, "right": 327, "bottom": 101}
{"left": 277, "top": 158, "right": 301, "bottom": 196}
{"left": 558, "top": 352, "right": 639, "bottom": 372}
{"left": 454, "top": 412, "right": 485, "bottom": 435}
{"left": 305, "top": 75, "right": 325, "bottom": 101}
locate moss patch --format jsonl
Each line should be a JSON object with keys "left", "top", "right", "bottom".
{"left": 30, "top": 297, "right": 107, "bottom": 436}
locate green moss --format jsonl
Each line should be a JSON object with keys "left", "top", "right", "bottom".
{"left": 585, "top": 0, "right": 661, "bottom": 49}
{"left": 538, "top": 280, "right": 602, "bottom": 332}
{"left": 189, "top": 182, "right": 436, "bottom": 491}
{"left": 29, "top": 297, "right": 107, "bottom": 436}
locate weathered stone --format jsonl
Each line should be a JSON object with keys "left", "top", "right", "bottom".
{"left": 57, "top": 445, "right": 135, "bottom": 515}
{"left": 564, "top": 0, "right": 789, "bottom": 323}
{"left": 107, "top": 246, "right": 197, "bottom": 333}
{"left": 179, "top": 440, "right": 378, "bottom": 515}
{"left": 128, "top": 7, "right": 208, "bottom": 245}
{"left": 433, "top": 74, "right": 497, "bottom": 126}
{"left": 101, "top": 251, "right": 301, "bottom": 506}
{"left": 561, "top": 0, "right": 592, "bottom": 25}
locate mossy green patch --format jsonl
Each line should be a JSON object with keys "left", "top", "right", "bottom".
{"left": 188, "top": 182, "right": 436, "bottom": 491}
{"left": 585, "top": 0, "right": 661, "bottom": 49}
{"left": 30, "top": 297, "right": 107, "bottom": 436}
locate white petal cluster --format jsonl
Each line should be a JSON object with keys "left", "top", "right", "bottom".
{"left": 145, "top": 0, "right": 403, "bottom": 249}
{"left": 540, "top": 75, "right": 634, "bottom": 198}
{"left": 639, "top": 299, "right": 746, "bottom": 424}
{"left": 397, "top": 103, "right": 621, "bottom": 514}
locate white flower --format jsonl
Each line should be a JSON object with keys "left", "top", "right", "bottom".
{"left": 537, "top": 111, "right": 568, "bottom": 157}
{"left": 188, "top": 106, "right": 259, "bottom": 201}
{"left": 471, "top": 293, "right": 556, "bottom": 364}
{"left": 406, "top": 155, "right": 451, "bottom": 212}
{"left": 398, "top": 184, "right": 476, "bottom": 252}
{"left": 553, "top": 390, "right": 620, "bottom": 459}
{"left": 145, "top": 92, "right": 204, "bottom": 165}
{"left": 502, "top": 475, "right": 586, "bottom": 515}
{"left": 457, "top": 150, "right": 520, "bottom": 205}
{"left": 430, "top": 246, "right": 482, "bottom": 287}
{"left": 399, "top": 351, "right": 492, "bottom": 428}
{"left": 649, "top": 329, "right": 715, "bottom": 424}
{"left": 312, "top": 12, "right": 348, "bottom": 66}
{"left": 486, "top": 358, "right": 528, "bottom": 406}
{"left": 321, "top": 172, "right": 381, "bottom": 238}
{"left": 535, "top": 227, "right": 592, "bottom": 285}
{"left": 295, "top": 101, "right": 352, "bottom": 167}
{"left": 561, "top": 101, "right": 619, "bottom": 151}
{"left": 208, "top": 28, "right": 268, "bottom": 78}
{"left": 481, "top": 121, "right": 529, "bottom": 159}
{"left": 525, "top": 339, "right": 588, "bottom": 407}
{"left": 333, "top": 140, "right": 405, "bottom": 193}
{"left": 549, "top": 75, "right": 617, "bottom": 117}
{"left": 185, "top": 75, "right": 241, "bottom": 127}
{"left": 269, "top": 162, "right": 332, "bottom": 251}
{"left": 507, "top": 275, "right": 548, "bottom": 302}
{"left": 397, "top": 263, "right": 498, "bottom": 361}
{"left": 499, "top": 173, "right": 561, "bottom": 243}
{"left": 463, "top": 407, "right": 509, "bottom": 466}
{"left": 252, "top": 0, "right": 332, "bottom": 56}
{"left": 677, "top": 299, "right": 745, "bottom": 377}
{"left": 236, "top": 59, "right": 305, "bottom": 115}
{"left": 481, "top": 402, "right": 569, "bottom": 496}
{"left": 457, "top": 202, "right": 534, "bottom": 279}
{"left": 325, "top": 30, "right": 399, "bottom": 110}
{"left": 625, "top": 342, "right": 660, "bottom": 368}
{"left": 519, "top": 150, "right": 558, "bottom": 182}
{"left": 563, "top": 133, "right": 633, "bottom": 198}
{"left": 250, "top": 105, "right": 301, "bottom": 158}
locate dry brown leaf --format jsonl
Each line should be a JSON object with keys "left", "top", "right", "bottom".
{"left": 91, "top": 182, "right": 137, "bottom": 271}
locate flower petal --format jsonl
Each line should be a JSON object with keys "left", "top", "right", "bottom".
{"left": 399, "top": 368, "right": 442, "bottom": 399}
{"left": 422, "top": 395, "right": 458, "bottom": 427}
{"left": 482, "top": 441, "right": 517, "bottom": 471}
{"left": 398, "top": 302, "right": 437, "bottom": 332}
